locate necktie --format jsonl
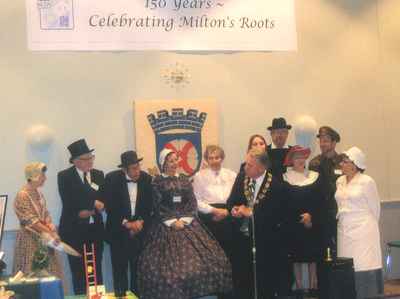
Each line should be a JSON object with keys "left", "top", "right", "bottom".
{"left": 240, "top": 178, "right": 256, "bottom": 237}
{"left": 83, "top": 172, "right": 89, "bottom": 185}
{"left": 249, "top": 179, "right": 256, "bottom": 204}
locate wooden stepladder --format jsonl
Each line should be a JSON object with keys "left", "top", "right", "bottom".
{"left": 83, "top": 243, "right": 102, "bottom": 299}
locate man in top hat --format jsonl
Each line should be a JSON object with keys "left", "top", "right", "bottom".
{"left": 267, "top": 117, "right": 292, "bottom": 180}
{"left": 58, "top": 139, "right": 105, "bottom": 295}
{"left": 101, "top": 150, "right": 153, "bottom": 297}
{"left": 309, "top": 126, "right": 342, "bottom": 257}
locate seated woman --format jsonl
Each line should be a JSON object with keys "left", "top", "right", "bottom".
{"left": 13, "top": 162, "right": 63, "bottom": 280}
{"left": 193, "top": 145, "right": 237, "bottom": 261}
{"left": 282, "top": 146, "right": 323, "bottom": 295}
{"left": 137, "top": 149, "right": 232, "bottom": 299}
{"left": 335, "top": 147, "right": 383, "bottom": 299}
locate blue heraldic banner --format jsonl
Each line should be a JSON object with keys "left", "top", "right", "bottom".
{"left": 147, "top": 108, "right": 207, "bottom": 176}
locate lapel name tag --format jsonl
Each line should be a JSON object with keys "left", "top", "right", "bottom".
{"left": 173, "top": 196, "right": 182, "bottom": 203}
{"left": 90, "top": 182, "right": 99, "bottom": 191}
{"left": 334, "top": 169, "right": 343, "bottom": 175}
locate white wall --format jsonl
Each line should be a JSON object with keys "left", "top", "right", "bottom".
{"left": 1, "top": 0, "right": 400, "bottom": 230}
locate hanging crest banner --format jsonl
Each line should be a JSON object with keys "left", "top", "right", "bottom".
{"left": 26, "top": 0, "right": 297, "bottom": 51}
{"left": 134, "top": 99, "right": 218, "bottom": 176}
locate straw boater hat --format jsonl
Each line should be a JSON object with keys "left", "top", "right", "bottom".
{"left": 283, "top": 145, "right": 311, "bottom": 166}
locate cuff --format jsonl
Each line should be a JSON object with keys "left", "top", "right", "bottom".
{"left": 180, "top": 217, "right": 193, "bottom": 225}
{"left": 163, "top": 218, "right": 178, "bottom": 227}
{"left": 198, "top": 202, "right": 214, "bottom": 214}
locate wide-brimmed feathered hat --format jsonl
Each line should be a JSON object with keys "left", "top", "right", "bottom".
{"left": 283, "top": 145, "right": 311, "bottom": 166}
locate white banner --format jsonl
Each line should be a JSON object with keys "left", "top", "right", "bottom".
{"left": 26, "top": 0, "right": 297, "bottom": 51}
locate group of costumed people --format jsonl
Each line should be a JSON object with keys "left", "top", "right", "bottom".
{"left": 12, "top": 117, "right": 383, "bottom": 299}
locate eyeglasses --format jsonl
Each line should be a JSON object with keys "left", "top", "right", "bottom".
{"left": 341, "top": 159, "right": 352, "bottom": 164}
{"left": 78, "top": 155, "right": 95, "bottom": 161}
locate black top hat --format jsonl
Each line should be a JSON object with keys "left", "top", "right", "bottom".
{"left": 67, "top": 139, "right": 94, "bottom": 163}
{"left": 267, "top": 117, "right": 292, "bottom": 131}
{"left": 118, "top": 150, "right": 143, "bottom": 168}
{"left": 317, "top": 126, "right": 340, "bottom": 142}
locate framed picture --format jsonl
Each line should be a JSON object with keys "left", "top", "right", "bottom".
{"left": 0, "top": 195, "right": 7, "bottom": 249}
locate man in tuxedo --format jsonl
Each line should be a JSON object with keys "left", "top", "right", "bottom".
{"left": 267, "top": 117, "right": 292, "bottom": 180}
{"left": 58, "top": 139, "right": 105, "bottom": 295}
{"left": 102, "top": 150, "right": 153, "bottom": 297}
{"left": 227, "top": 148, "right": 290, "bottom": 299}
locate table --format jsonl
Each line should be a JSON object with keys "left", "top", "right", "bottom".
{"left": 5, "top": 278, "right": 64, "bottom": 299}
{"left": 65, "top": 291, "right": 137, "bottom": 299}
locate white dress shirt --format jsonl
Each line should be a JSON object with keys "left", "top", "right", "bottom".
{"left": 335, "top": 173, "right": 382, "bottom": 271}
{"left": 253, "top": 170, "right": 267, "bottom": 200}
{"left": 76, "top": 167, "right": 91, "bottom": 184}
{"left": 75, "top": 167, "right": 95, "bottom": 223}
{"left": 270, "top": 143, "right": 290, "bottom": 149}
{"left": 126, "top": 174, "right": 138, "bottom": 216}
{"left": 193, "top": 167, "right": 237, "bottom": 214}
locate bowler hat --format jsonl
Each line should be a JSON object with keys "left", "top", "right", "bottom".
{"left": 317, "top": 126, "right": 340, "bottom": 142}
{"left": 67, "top": 139, "right": 94, "bottom": 163}
{"left": 118, "top": 150, "right": 143, "bottom": 168}
{"left": 268, "top": 117, "right": 292, "bottom": 131}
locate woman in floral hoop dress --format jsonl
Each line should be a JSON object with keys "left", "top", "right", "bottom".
{"left": 137, "top": 149, "right": 232, "bottom": 299}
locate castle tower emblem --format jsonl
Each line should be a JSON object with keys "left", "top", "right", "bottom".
{"left": 148, "top": 108, "right": 207, "bottom": 176}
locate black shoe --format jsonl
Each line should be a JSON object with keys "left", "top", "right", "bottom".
{"left": 292, "top": 289, "right": 304, "bottom": 299}
{"left": 114, "top": 290, "right": 126, "bottom": 298}
{"left": 307, "top": 288, "right": 319, "bottom": 298}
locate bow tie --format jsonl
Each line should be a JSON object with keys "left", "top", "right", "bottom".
{"left": 126, "top": 179, "right": 137, "bottom": 183}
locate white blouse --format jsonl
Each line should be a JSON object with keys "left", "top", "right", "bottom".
{"left": 336, "top": 173, "right": 380, "bottom": 221}
{"left": 193, "top": 167, "right": 237, "bottom": 214}
{"left": 335, "top": 173, "right": 382, "bottom": 271}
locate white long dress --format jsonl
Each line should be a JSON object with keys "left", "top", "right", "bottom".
{"left": 335, "top": 173, "right": 382, "bottom": 272}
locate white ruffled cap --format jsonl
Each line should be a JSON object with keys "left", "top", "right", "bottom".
{"left": 159, "top": 148, "right": 174, "bottom": 169}
{"left": 343, "top": 146, "right": 366, "bottom": 170}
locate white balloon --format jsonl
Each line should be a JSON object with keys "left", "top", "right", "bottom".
{"left": 293, "top": 115, "right": 318, "bottom": 148}
{"left": 26, "top": 124, "right": 55, "bottom": 151}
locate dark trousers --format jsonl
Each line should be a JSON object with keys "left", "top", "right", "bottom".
{"left": 232, "top": 232, "right": 291, "bottom": 299}
{"left": 232, "top": 233, "right": 254, "bottom": 299}
{"left": 199, "top": 207, "right": 234, "bottom": 299}
{"left": 199, "top": 205, "right": 234, "bottom": 261}
{"left": 110, "top": 237, "right": 141, "bottom": 296}
{"left": 68, "top": 239, "right": 104, "bottom": 295}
